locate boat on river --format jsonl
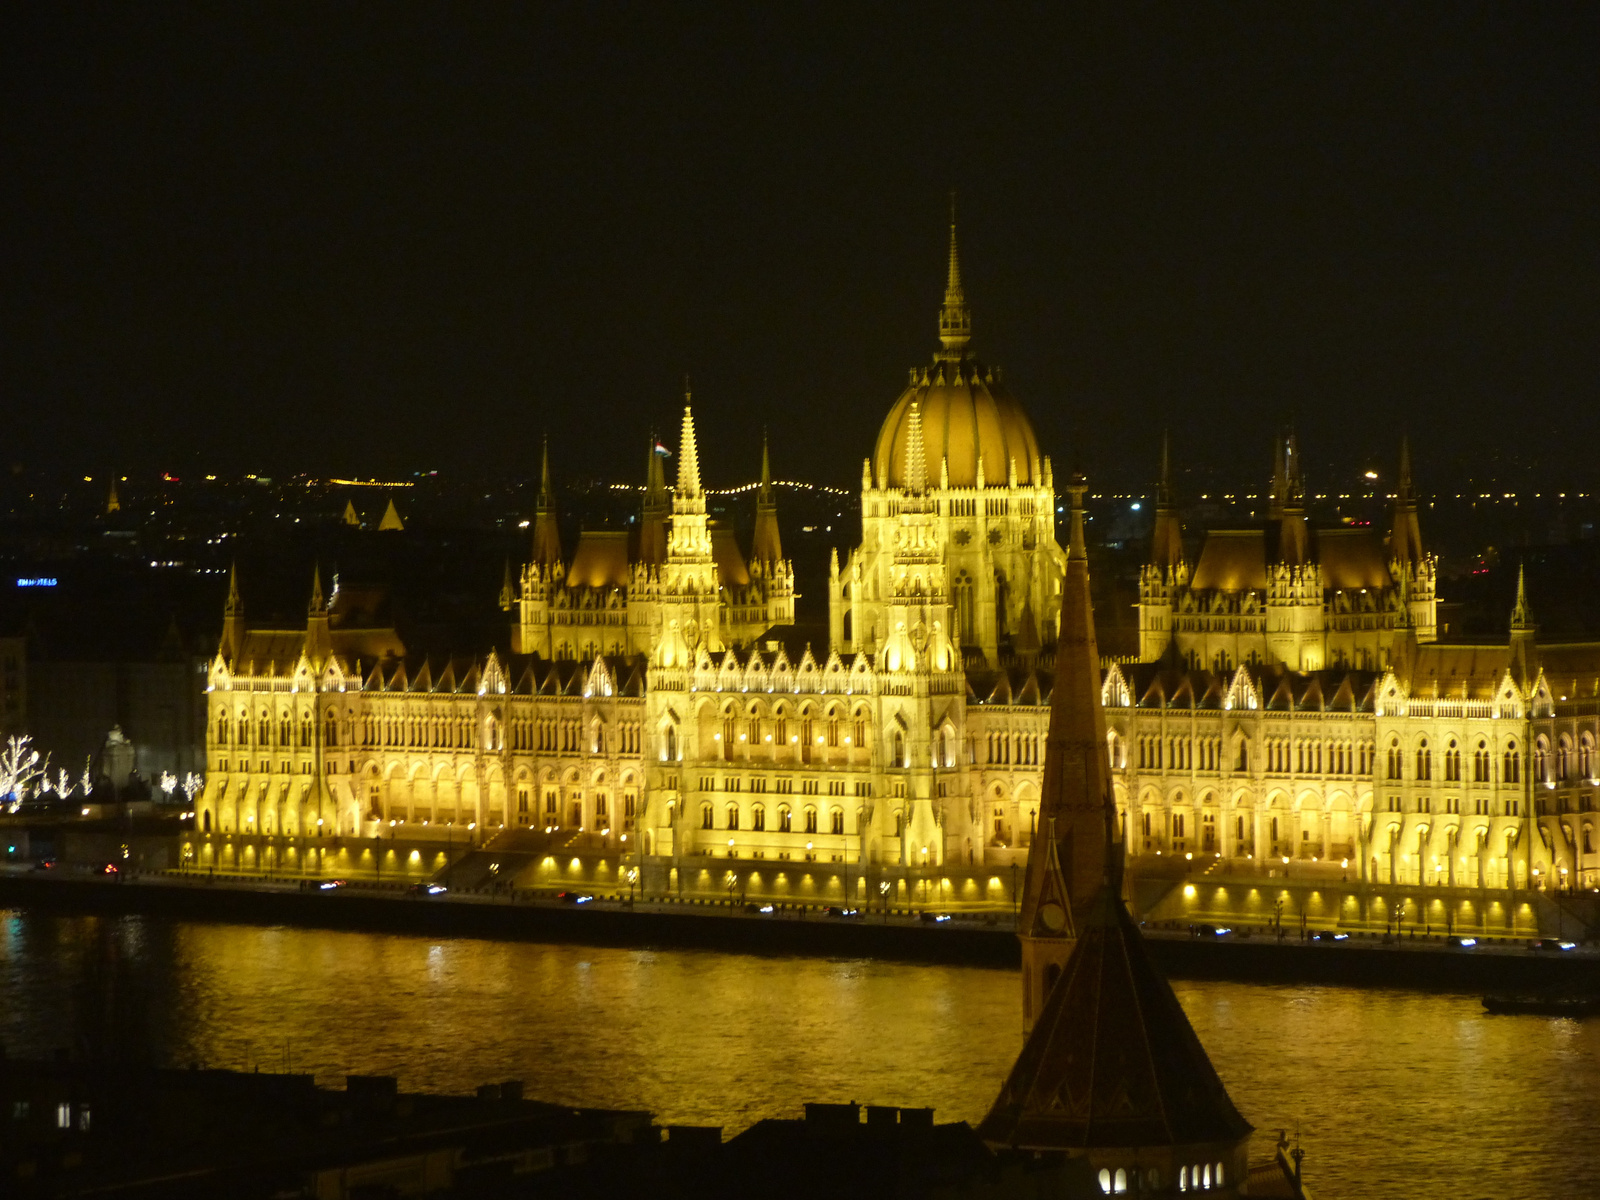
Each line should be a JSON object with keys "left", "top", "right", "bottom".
{"left": 1482, "top": 994, "right": 1600, "bottom": 1017}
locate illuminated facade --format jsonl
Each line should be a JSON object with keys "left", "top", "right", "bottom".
{"left": 193, "top": 221, "right": 1600, "bottom": 906}
{"left": 1120, "top": 437, "right": 1600, "bottom": 896}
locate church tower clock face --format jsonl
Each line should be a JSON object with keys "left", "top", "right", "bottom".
{"left": 1040, "top": 902, "right": 1067, "bottom": 932}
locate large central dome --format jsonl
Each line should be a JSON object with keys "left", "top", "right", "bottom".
{"left": 870, "top": 220, "right": 1042, "bottom": 490}
{"left": 873, "top": 359, "right": 1041, "bottom": 489}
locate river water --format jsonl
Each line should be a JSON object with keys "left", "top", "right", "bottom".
{"left": 0, "top": 909, "right": 1593, "bottom": 1199}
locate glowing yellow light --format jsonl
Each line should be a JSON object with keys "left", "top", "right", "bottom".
{"left": 1183, "top": 884, "right": 1196, "bottom": 897}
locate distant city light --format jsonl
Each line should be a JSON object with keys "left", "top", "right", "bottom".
{"left": 1363, "top": 470, "right": 1378, "bottom": 480}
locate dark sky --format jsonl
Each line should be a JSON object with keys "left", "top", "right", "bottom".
{"left": 4, "top": 4, "right": 1598, "bottom": 493}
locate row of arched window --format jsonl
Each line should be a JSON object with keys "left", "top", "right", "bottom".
{"left": 699, "top": 802, "right": 855, "bottom": 835}
{"left": 1386, "top": 737, "right": 1520, "bottom": 784}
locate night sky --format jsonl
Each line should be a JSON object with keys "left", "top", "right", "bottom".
{"left": 5, "top": 5, "right": 1598, "bottom": 493}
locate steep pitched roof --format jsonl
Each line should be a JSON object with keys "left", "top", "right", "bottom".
{"left": 978, "top": 885, "right": 1253, "bottom": 1152}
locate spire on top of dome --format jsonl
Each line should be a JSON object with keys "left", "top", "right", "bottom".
{"left": 677, "top": 379, "right": 703, "bottom": 499}
{"left": 937, "top": 192, "right": 971, "bottom": 357}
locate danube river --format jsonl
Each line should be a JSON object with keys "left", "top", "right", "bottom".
{"left": 2, "top": 909, "right": 1594, "bottom": 1199}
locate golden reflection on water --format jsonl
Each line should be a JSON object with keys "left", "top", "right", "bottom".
{"left": 4, "top": 911, "right": 1599, "bottom": 1200}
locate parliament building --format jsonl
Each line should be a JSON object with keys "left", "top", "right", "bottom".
{"left": 195, "top": 221, "right": 1600, "bottom": 913}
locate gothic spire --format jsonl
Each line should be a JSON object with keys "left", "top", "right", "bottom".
{"left": 1016, "top": 469, "right": 1115, "bottom": 1029}
{"left": 752, "top": 430, "right": 784, "bottom": 568}
{"left": 1149, "top": 430, "right": 1185, "bottom": 573}
{"left": 538, "top": 434, "right": 555, "bottom": 509}
{"left": 1388, "top": 434, "right": 1425, "bottom": 567}
{"left": 225, "top": 561, "right": 242, "bottom": 617}
{"left": 1511, "top": 562, "right": 1534, "bottom": 632}
{"left": 677, "top": 383, "right": 703, "bottom": 499}
{"left": 308, "top": 563, "right": 326, "bottom": 615}
{"left": 531, "top": 434, "right": 562, "bottom": 566}
{"left": 937, "top": 193, "right": 971, "bottom": 356}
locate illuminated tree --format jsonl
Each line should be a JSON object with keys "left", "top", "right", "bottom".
{"left": 0, "top": 735, "right": 48, "bottom": 809}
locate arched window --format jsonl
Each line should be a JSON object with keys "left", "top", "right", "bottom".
{"left": 726, "top": 804, "right": 739, "bottom": 831}
{"left": 1558, "top": 736, "right": 1572, "bottom": 781}
{"left": 1387, "top": 739, "right": 1401, "bottom": 780}
{"left": 774, "top": 711, "right": 788, "bottom": 750}
{"left": 664, "top": 725, "right": 678, "bottom": 761}
{"left": 751, "top": 804, "right": 765, "bottom": 832}
{"left": 1446, "top": 739, "right": 1461, "bottom": 782}
{"left": 722, "top": 712, "right": 736, "bottom": 762}
{"left": 1098, "top": 1170, "right": 1111, "bottom": 1195}
{"left": 830, "top": 808, "right": 844, "bottom": 835}
{"left": 1585, "top": 827, "right": 1594, "bottom": 855}
{"left": 827, "top": 711, "right": 840, "bottom": 748}
{"left": 324, "top": 713, "right": 338, "bottom": 748}
{"left": 853, "top": 712, "right": 867, "bottom": 750}
{"left": 804, "top": 806, "right": 818, "bottom": 834}
{"left": 700, "top": 803, "right": 713, "bottom": 830}
{"left": 893, "top": 730, "right": 906, "bottom": 768}
{"left": 1505, "top": 742, "right": 1521, "bottom": 783}
{"left": 1415, "top": 738, "right": 1431, "bottom": 782}
{"left": 1113, "top": 1168, "right": 1127, "bottom": 1194}
{"left": 778, "top": 805, "right": 792, "bottom": 833}
{"left": 216, "top": 714, "right": 230, "bottom": 746}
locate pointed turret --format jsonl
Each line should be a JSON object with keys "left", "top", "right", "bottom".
{"left": 377, "top": 498, "right": 405, "bottom": 532}
{"left": 751, "top": 431, "right": 784, "bottom": 568}
{"left": 341, "top": 499, "right": 362, "bottom": 528}
{"left": 220, "top": 561, "right": 246, "bottom": 663}
{"left": 1510, "top": 562, "right": 1537, "bottom": 685}
{"left": 639, "top": 431, "right": 670, "bottom": 565}
{"left": 936, "top": 193, "right": 971, "bottom": 357}
{"left": 498, "top": 558, "right": 515, "bottom": 612}
{"left": 531, "top": 436, "right": 562, "bottom": 565}
{"left": 1274, "top": 430, "right": 1310, "bottom": 567}
{"left": 1388, "top": 435, "right": 1425, "bottom": 567}
{"left": 106, "top": 478, "right": 121, "bottom": 516}
{"left": 305, "top": 563, "right": 332, "bottom": 664}
{"left": 1149, "top": 429, "right": 1185, "bottom": 573}
{"left": 1017, "top": 473, "right": 1116, "bottom": 1030}
{"left": 677, "top": 388, "right": 703, "bottom": 500}
{"left": 666, "top": 384, "right": 713, "bottom": 563}
{"left": 1511, "top": 561, "right": 1534, "bottom": 632}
